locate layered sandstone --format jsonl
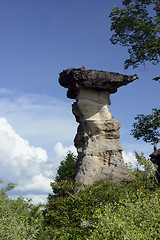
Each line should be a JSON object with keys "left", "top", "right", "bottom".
{"left": 59, "top": 67, "right": 138, "bottom": 185}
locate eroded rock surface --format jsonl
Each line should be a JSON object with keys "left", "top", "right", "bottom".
{"left": 59, "top": 67, "right": 138, "bottom": 185}
{"left": 59, "top": 66, "right": 138, "bottom": 98}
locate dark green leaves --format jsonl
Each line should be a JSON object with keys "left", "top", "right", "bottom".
{"left": 55, "top": 151, "right": 77, "bottom": 182}
{"left": 110, "top": 0, "right": 160, "bottom": 80}
{"left": 131, "top": 108, "right": 160, "bottom": 144}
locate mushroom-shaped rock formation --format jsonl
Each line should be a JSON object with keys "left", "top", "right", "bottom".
{"left": 149, "top": 149, "right": 160, "bottom": 183}
{"left": 59, "top": 67, "right": 138, "bottom": 185}
{"left": 59, "top": 66, "right": 138, "bottom": 98}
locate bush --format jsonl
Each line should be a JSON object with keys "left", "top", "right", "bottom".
{"left": 0, "top": 179, "right": 46, "bottom": 240}
{"left": 126, "top": 151, "right": 157, "bottom": 183}
{"left": 89, "top": 190, "right": 160, "bottom": 239}
{"left": 44, "top": 177, "right": 160, "bottom": 239}
{"left": 43, "top": 151, "right": 160, "bottom": 239}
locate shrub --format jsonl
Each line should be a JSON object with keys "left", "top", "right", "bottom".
{"left": 0, "top": 179, "right": 46, "bottom": 240}
{"left": 44, "top": 177, "right": 160, "bottom": 239}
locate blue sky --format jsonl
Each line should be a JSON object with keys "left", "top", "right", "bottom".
{"left": 0, "top": 0, "right": 159, "bottom": 203}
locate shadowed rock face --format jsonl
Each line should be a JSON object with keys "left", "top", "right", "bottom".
{"left": 150, "top": 149, "right": 160, "bottom": 183}
{"left": 150, "top": 149, "right": 160, "bottom": 164}
{"left": 59, "top": 67, "right": 138, "bottom": 185}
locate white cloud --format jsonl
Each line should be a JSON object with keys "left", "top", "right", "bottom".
{"left": 16, "top": 174, "right": 52, "bottom": 193}
{"left": 0, "top": 88, "right": 79, "bottom": 203}
{"left": 123, "top": 151, "right": 138, "bottom": 168}
{"left": 0, "top": 117, "right": 54, "bottom": 201}
{"left": 0, "top": 88, "right": 77, "bottom": 149}
{"left": 54, "top": 142, "right": 77, "bottom": 160}
{"left": 24, "top": 194, "right": 50, "bottom": 205}
{"left": 0, "top": 118, "right": 47, "bottom": 166}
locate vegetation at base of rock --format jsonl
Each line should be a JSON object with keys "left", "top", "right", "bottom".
{"left": 132, "top": 151, "right": 158, "bottom": 179}
{"left": 1, "top": 152, "right": 160, "bottom": 239}
{"left": 44, "top": 178, "right": 160, "bottom": 239}
{"left": 0, "top": 152, "right": 77, "bottom": 239}
{"left": 43, "top": 152, "right": 160, "bottom": 240}
{"left": 2, "top": 151, "right": 159, "bottom": 238}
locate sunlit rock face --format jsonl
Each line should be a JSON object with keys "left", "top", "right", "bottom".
{"left": 59, "top": 67, "right": 138, "bottom": 185}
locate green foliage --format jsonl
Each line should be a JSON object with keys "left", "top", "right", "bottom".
{"left": 89, "top": 191, "right": 160, "bottom": 239}
{"left": 134, "top": 151, "right": 157, "bottom": 176}
{"left": 43, "top": 152, "right": 160, "bottom": 239}
{"left": 131, "top": 108, "right": 160, "bottom": 145}
{"left": 44, "top": 176, "right": 160, "bottom": 239}
{"left": 0, "top": 179, "right": 46, "bottom": 240}
{"left": 0, "top": 181, "right": 17, "bottom": 195}
{"left": 0, "top": 152, "right": 77, "bottom": 239}
{"left": 55, "top": 151, "right": 77, "bottom": 182}
{"left": 126, "top": 151, "right": 157, "bottom": 182}
{"left": 110, "top": 0, "right": 160, "bottom": 80}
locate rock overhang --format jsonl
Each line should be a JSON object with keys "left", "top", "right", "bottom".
{"left": 59, "top": 67, "right": 138, "bottom": 99}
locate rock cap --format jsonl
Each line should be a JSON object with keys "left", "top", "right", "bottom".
{"left": 59, "top": 67, "right": 138, "bottom": 99}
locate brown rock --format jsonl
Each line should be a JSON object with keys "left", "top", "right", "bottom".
{"left": 72, "top": 88, "right": 128, "bottom": 184}
{"left": 58, "top": 67, "right": 138, "bottom": 185}
{"left": 59, "top": 67, "right": 138, "bottom": 98}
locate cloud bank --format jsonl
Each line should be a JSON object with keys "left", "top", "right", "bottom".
{"left": 0, "top": 88, "right": 78, "bottom": 203}
{"left": 0, "top": 117, "right": 54, "bottom": 202}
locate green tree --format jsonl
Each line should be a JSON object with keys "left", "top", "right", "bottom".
{"left": 47, "top": 151, "right": 77, "bottom": 199}
{"left": 127, "top": 151, "right": 158, "bottom": 181}
{"left": 0, "top": 179, "right": 46, "bottom": 239}
{"left": 110, "top": 1, "right": 160, "bottom": 151}
{"left": 131, "top": 108, "right": 160, "bottom": 150}
{"left": 109, "top": 0, "right": 160, "bottom": 81}
{"left": 55, "top": 151, "right": 77, "bottom": 182}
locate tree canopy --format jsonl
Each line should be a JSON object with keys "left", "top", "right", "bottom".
{"left": 110, "top": 0, "right": 160, "bottom": 80}
{"left": 55, "top": 151, "right": 77, "bottom": 182}
{"left": 131, "top": 108, "right": 160, "bottom": 150}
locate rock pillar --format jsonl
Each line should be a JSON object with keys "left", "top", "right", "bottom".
{"left": 59, "top": 67, "right": 138, "bottom": 185}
